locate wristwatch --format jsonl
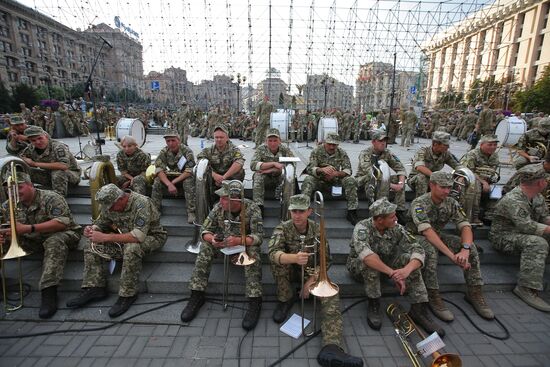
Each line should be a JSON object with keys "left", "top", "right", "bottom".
{"left": 462, "top": 243, "right": 472, "bottom": 250}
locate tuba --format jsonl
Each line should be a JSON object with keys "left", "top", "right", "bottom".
{"left": 278, "top": 161, "right": 297, "bottom": 221}
{"left": 366, "top": 156, "right": 391, "bottom": 206}
{"left": 525, "top": 141, "right": 547, "bottom": 161}
{"left": 89, "top": 157, "right": 117, "bottom": 220}
{"left": 450, "top": 167, "right": 475, "bottom": 202}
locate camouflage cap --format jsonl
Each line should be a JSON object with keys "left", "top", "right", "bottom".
{"left": 3, "top": 171, "right": 32, "bottom": 185}
{"left": 213, "top": 124, "right": 229, "bottom": 135}
{"left": 324, "top": 132, "right": 341, "bottom": 145}
{"left": 95, "top": 183, "right": 124, "bottom": 208}
{"left": 479, "top": 134, "right": 499, "bottom": 143}
{"left": 539, "top": 118, "right": 550, "bottom": 131}
{"left": 432, "top": 131, "right": 451, "bottom": 145}
{"left": 371, "top": 129, "right": 388, "bottom": 141}
{"left": 430, "top": 171, "right": 453, "bottom": 187}
{"left": 8, "top": 115, "right": 25, "bottom": 125}
{"left": 288, "top": 194, "right": 310, "bottom": 210}
{"left": 519, "top": 170, "right": 547, "bottom": 184}
{"left": 369, "top": 197, "right": 397, "bottom": 217}
{"left": 163, "top": 129, "right": 180, "bottom": 139}
{"left": 214, "top": 180, "right": 242, "bottom": 197}
{"left": 266, "top": 128, "right": 280, "bottom": 138}
{"left": 24, "top": 125, "right": 47, "bottom": 137}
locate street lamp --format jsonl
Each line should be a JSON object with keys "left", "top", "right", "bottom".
{"left": 320, "top": 75, "right": 334, "bottom": 113}
{"left": 231, "top": 73, "right": 246, "bottom": 113}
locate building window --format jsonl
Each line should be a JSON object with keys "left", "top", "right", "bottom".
{"left": 53, "top": 44, "right": 61, "bottom": 55}
{"left": 17, "top": 18, "right": 28, "bottom": 30}
{"left": 25, "top": 61, "right": 36, "bottom": 72}
{"left": 36, "top": 26, "right": 47, "bottom": 38}
{"left": 37, "top": 39, "right": 47, "bottom": 50}
{"left": 8, "top": 71, "right": 17, "bottom": 82}
{"left": 0, "top": 25, "right": 10, "bottom": 38}
{"left": 0, "top": 40, "right": 12, "bottom": 52}
{"left": 543, "top": 3, "right": 550, "bottom": 30}
{"left": 21, "top": 47, "right": 31, "bottom": 57}
{"left": 20, "top": 33, "right": 30, "bottom": 45}
{"left": 0, "top": 11, "right": 9, "bottom": 25}
{"left": 5, "top": 56, "right": 17, "bottom": 67}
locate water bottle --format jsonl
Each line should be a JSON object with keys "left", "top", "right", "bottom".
{"left": 200, "top": 139, "right": 204, "bottom": 149}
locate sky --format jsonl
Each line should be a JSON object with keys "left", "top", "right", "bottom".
{"left": 18, "top": 0, "right": 494, "bottom": 92}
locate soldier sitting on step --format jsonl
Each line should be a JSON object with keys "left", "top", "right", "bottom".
{"left": 115, "top": 135, "right": 150, "bottom": 196}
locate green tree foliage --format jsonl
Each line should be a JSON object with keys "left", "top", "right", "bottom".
{"left": 513, "top": 66, "right": 550, "bottom": 114}
{"left": 437, "top": 88, "right": 463, "bottom": 109}
{"left": 466, "top": 78, "right": 503, "bottom": 106}
{"left": 0, "top": 80, "right": 13, "bottom": 113}
{"left": 10, "top": 83, "right": 39, "bottom": 111}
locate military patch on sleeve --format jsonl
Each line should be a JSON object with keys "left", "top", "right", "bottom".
{"left": 56, "top": 148, "right": 66, "bottom": 157}
{"left": 135, "top": 217, "right": 146, "bottom": 227}
{"left": 414, "top": 207, "right": 428, "bottom": 221}
{"left": 51, "top": 207, "right": 62, "bottom": 216}
{"left": 518, "top": 208, "right": 529, "bottom": 218}
{"left": 357, "top": 229, "right": 367, "bottom": 241}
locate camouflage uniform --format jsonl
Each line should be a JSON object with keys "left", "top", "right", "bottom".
{"left": 116, "top": 147, "right": 150, "bottom": 195}
{"left": 175, "top": 104, "right": 192, "bottom": 145}
{"left": 255, "top": 100, "right": 274, "bottom": 147}
{"left": 81, "top": 189, "right": 167, "bottom": 297}
{"left": 503, "top": 162, "right": 549, "bottom": 193}
{"left": 151, "top": 144, "right": 196, "bottom": 215}
{"left": 189, "top": 198, "right": 263, "bottom": 297}
{"left": 459, "top": 112, "right": 477, "bottom": 140}
{"left": 477, "top": 106, "right": 495, "bottom": 136}
{"left": 6, "top": 188, "right": 81, "bottom": 290}
{"left": 347, "top": 217, "right": 428, "bottom": 303}
{"left": 197, "top": 140, "right": 245, "bottom": 195}
{"left": 250, "top": 140, "right": 295, "bottom": 207}
{"left": 269, "top": 217, "right": 343, "bottom": 348}
{"left": 408, "top": 192, "right": 483, "bottom": 290}
{"left": 302, "top": 140, "right": 358, "bottom": 210}
{"left": 400, "top": 110, "right": 417, "bottom": 147}
{"left": 513, "top": 126, "right": 550, "bottom": 170}
{"left": 490, "top": 187, "right": 549, "bottom": 290}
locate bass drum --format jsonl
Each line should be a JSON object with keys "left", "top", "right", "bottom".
{"left": 317, "top": 117, "right": 338, "bottom": 143}
{"left": 270, "top": 111, "right": 291, "bottom": 142}
{"left": 495, "top": 116, "right": 526, "bottom": 147}
{"left": 116, "top": 118, "right": 146, "bottom": 147}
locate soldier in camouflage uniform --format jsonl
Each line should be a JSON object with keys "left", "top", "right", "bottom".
{"left": 490, "top": 171, "right": 550, "bottom": 312}
{"left": 116, "top": 135, "right": 151, "bottom": 196}
{"left": 409, "top": 171, "right": 494, "bottom": 321}
{"left": 0, "top": 172, "right": 81, "bottom": 319}
{"left": 356, "top": 130, "right": 407, "bottom": 221}
{"left": 407, "top": 132, "right": 462, "bottom": 198}
{"left": 503, "top": 153, "right": 550, "bottom": 194}
{"left": 255, "top": 95, "right": 274, "bottom": 148}
{"left": 400, "top": 106, "right": 417, "bottom": 147}
{"left": 347, "top": 198, "right": 444, "bottom": 335}
{"left": 475, "top": 102, "right": 495, "bottom": 137}
{"left": 459, "top": 134, "right": 501, "bottom": 224}
{"left": 175, "top": 100, "right": 191, "bottom": 145}
{"left": 269, "top": 194, "right": 363, "bottom": 367}
{"left": 302, "top": 132, "right": 359, "bottom": 224}
{"left": 458, "top": 110, "right": 478, "bottom": 141}
{"left": 5, "top": 115, "right": 29, "bottom": 155}
{"left": 151, "top": 130, "right": 196, "bottom": 223}
{"left": 513, "top": 118, "right": 550, "bottom": 170}
{"left": 67, "top": 184, "right": 167, "bottom": 317}
{"left": 250, "top": 128, "right": 295, "bottom": 211}
{"left": 20, "top": 126, "right": 81, "bottom": 196}
{"left": 181, "top": 182, "right": 264, "bottom": 330}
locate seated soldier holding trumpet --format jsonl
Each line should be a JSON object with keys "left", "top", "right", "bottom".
{"left": 268, "top": 194, "right": 363, "bottom": 367}
{"left": 67, "top": 184, "right": 167, "bottom": 317}
{"left": 0, "top": 171, "right": 81, "bottom": 319}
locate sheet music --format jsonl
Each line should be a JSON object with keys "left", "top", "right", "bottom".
{"left": 416, "top": 332, "right": 445, "bottom": 358}
{"left": 177, "top": 156, "right": 187, "bottom": 171}
{"left": 279, "top": 157, "right": 301, "bottom": 163}
{"left": 221, "top": 245, "right": 246, "bottom": 255}
{"left": 280, "top": 313, "right": 310, "bottom": 339}
{"left": 490, "top": 185, "right": 503, "bottom": 199}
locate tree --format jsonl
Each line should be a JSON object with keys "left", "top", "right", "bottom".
{"left": 512, "top": 65, "right": 550, "bottom": 114}
{"left": 0, "top": 80, "right": 13, "bottom": 113}
{"left": 10, "top": 83, "right": 39, "bottom": 111}
{"left": 437, "top": 88, "right": 463, "bottom": 109}
{"left": 466, "top": 78, "right": 503, "bottom": 107}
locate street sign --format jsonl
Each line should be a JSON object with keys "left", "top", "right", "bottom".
{"left": 409, "top": 85, "right": 417, "bottom": 94}
{"left": 151, "top": 81, "right": 160, "bottom": 91}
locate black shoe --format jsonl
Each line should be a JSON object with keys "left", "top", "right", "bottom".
{"left": 66, "top": 287, "right": 108, "bottom": 308}
{"left": 180, "top": 290, "right": 205, "bottom": 323}
{"left": 367, "top": 298, "right": 382, "bottom": 330}
{"left": 346, "top": 210, "right": 359, "bottom": 225}
{"left": 39, "top": 286, "right": 57, "bottom": 319}
{"left": 109, "top": 295, "right": 138, "bottom": 318}
{"left": 242, "top": 297, "right": 262, "bottom": 330}
{"left": 272, "top": 297, "right": 295, "bottom": 323}
{"left": 317, "top": 344, "right": 364, "bottom": 367}
{"left": 409, "top": 302, "right": 445, "bottom": 338}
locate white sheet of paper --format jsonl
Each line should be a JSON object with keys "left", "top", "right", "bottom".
{"left": 416, "top": 332, "right": 445, "bottom": 358}
{"left": 490, "top": 185, "right": 503, "bottom": 199}
{"left": 108, "top": 259, "right": 117, "bottom": 274}
{"left": 332, "top": 186, "right": 343, "bottom": 196}
{"left": 177, "top": 156, "right": 187, "bottom": 171}
{"left": 280, "top": 313, "right": 311, "bottom": 339}
{"left": 221, "top": 245, "right": 246, "bottom": 255}
{"left": 279, "top": 157, "right": 300, "bottom": 163}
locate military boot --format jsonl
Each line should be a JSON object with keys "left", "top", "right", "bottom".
{"left": 242, "top": 297, "right": 262, "bottom": 330}
{"left": 465, "top": 285, "right": 494, "bottom": 320}
{"left": 408, "top": 302, "right": 445, "bottom": 337}
{"left": 180, "top": 290, "right": 205, "bottom": 322}
{"left": 427, "top": 289, "right": 454, "bottom": 322}
{"left": 366, "top": 298, "right": 382, "bottom": 330}
{"left": 66, "top": 287, "right": 108, "bottom": 308}
{"left": 273, "top": 296, "right": 295, "bottom": 323}
{"left": 513, "top": 285, "right": 550, "bottom": 312}
{"left": 39, "top": 286, "right": 57, "bottom": 319}
{"left": 109, "top": 295, "right": 138, "bottom": 318}
{"left": 346, "top": 210, "right": 359, "bottom": 225}
{"left": 317, "top": 344, "right": 364, "bottom": 367}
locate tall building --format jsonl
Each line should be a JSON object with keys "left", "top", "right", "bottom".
{"left": 190, "top": 74, "right": 244, "bottom": 112}
{"left": 256, "top": 68, "right": 289, "bottom": 108}
{"left": 144, "top": 67, "right": 191, "bottom": 107}
{"left": 356, "top": 62, "right": 419, "bottom": 112}
{"left": 304, "top": 74, "right": 354, "bottom": 112}
{"left": 423, "top": 0, "right": 550, "bottom": 107}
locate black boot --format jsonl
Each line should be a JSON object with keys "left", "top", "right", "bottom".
{"left": 180, "top": 290, "right": 205, "bottom": 323}
{"left": 346, "top": 210, "right": 359, "bottom": 225}
{"left": 242, "top": 297, "right": 262, "bottom": 330}
{"left": 272, "top": 297, "right": 295, "bottom": 323}
{"left": 109, "top": 295, "right": 138, "bottom": 318}
{"left": 39, "top": 286, "right": 57, "bottom": 319}
{"left": 317, "top": 344, "right": 364, "bottom": 367}
{"left": 367, "top": 298, "right": 382, "bottom": 330}
{"left": 409, "top": 302, "right": 445, "bottom": 338}
{"left": 66, "top": 287, "right": 108, "bottom": 308}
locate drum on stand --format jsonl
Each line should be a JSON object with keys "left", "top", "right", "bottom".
{"left": 317, "top": 117, "right": 338, "bottom": 143}
{"left": 495, "top": 116, "right": 526, "bottom": 147}
{"left": 270, "top": 111, "right": 291, "bottom": 142}
{"left": 116, "top": 118, "right": 146, "bottom": 147}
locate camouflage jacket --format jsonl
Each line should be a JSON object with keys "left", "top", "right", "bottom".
{"left": 349, "top": 218, "right": 424, "bottom": 266}
{"left": 305, "top": 145, "right": 352, "bottom": 178}
{"left": 21, "top": 139, "right": 80, "bottom": 173}
{"left": 408, "top": 146, "right": 461, "bottom": 179}
{"left": 491, "top": 186, "right": 550, "bottom": 237}
{"left": 459, "top": 147, "right": 500, "bottom": 183}
{"left": 155, "top": 144, "right": 195, "bottom": 174}
{"left": 197, "top": 141, "right": 245, "bottom": 175}
{"left": 516, "top": 128, "right": 549, "bottom": 151}
{"left": 200, "top": 198, "right": 263, "bottom": 246}
{"left": 503, "top": 163, "right": 549, "bottom": 193}
{"left": 356, "top": 146, "right": 405, "bottom": 187}
{"left": 408, "top": 193, "right": 470, "bottom": 235}
{"left": 250, "top": 144, "right": 294, "bottom": 171}
{"left": 116, "top": 148, "right": 150, "bottom": 176}
{"left": 95, "top": 191, "right": 166, "bottom": 243}
{"left": 477, "top": 109, "right": 495, "bottom": 131}
{"left": 402, "top": 111, "right": 418, "bottom": 128}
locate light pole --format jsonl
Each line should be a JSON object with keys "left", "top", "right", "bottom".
{"left": 231, "top": 73, "right": 246, "bottom": 113}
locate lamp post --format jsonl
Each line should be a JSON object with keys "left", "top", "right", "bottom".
{"left": 320, "top": 75, "right": 334, "bottom": 114}
{"left": 231, "top": 73, "right": 246, "bottom": 113}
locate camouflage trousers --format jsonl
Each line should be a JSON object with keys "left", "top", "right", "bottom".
{"left": 415, "top": 233, "right": 483, "bottom": 289}
{"left": 255, "top": 122, "right": 269, "bottom": 147}
{"left": 29, "top": 167, "right": 81, "bottom": 196}
{"left": 20, "top": 231, "right": 80, "bottom": 290}
{"left": 270, "top": 262, "right": 343, "bottom": 348}
{"left": 459, "top": 124, "right": 475, "bottom": 140}
{"left": 81, "top": 234, "right": 167, "bottom": 297}
{"left": 400, "top": 126, "right": 414, "bottom": 147}
{"left": 151, "top": 176, "right": 196, "bottom": 214}
{"left": 176, "top": 123, "right": 189, "bottom": 146}
{"left": 407, "top": 174, "right": 430, "bottom": 198}
{"left": 189, "top": 241, "right": 263, "bottom": 298}
{"left": 461, "top": 178, "right": 489, "bottom": 221}
{"left": 301, "top": 175, "right": 358, "bottom": 210}
{"left": 252, "top": 172, "right": 282, "bottom": 207}
{"left": 117, "top": 174, "right": 148, "bottom": 196}
{"left": 512, "top": 155, "right": 531, "bottom": 170}
{"left": 346, "top": 253, "right": 428, "bottom": 304}
{"left": 208, "top": 169, "right": 245, "bottom": 199}
{"left": 489, "top": 231, "right": 550, "bottom": 290}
